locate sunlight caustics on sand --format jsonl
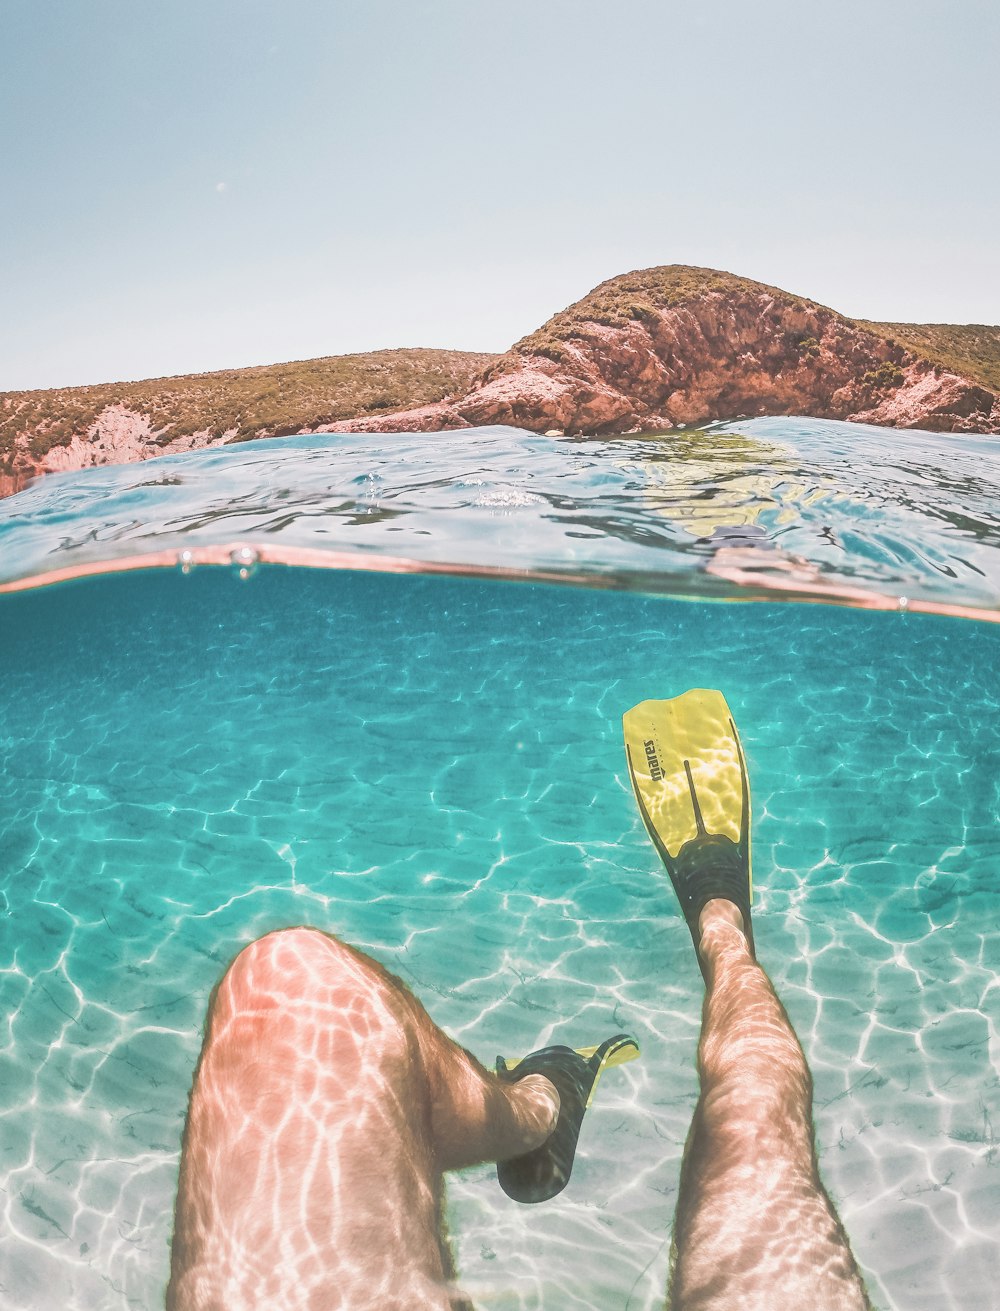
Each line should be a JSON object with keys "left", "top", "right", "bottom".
{"left": 2, "top": 417, "right": 999, "bottom": 1309}
{"left": 1, "top": 564, "right": 998, "bottom": 1311}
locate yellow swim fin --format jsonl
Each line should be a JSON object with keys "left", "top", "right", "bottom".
{"left": 623, "top": 689, "right": 754, "bottom": 969}
{"left": 497, "top": 1035, "right": 640, "bottom": 1104}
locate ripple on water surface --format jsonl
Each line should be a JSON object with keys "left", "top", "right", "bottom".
{"left": 3, "top": 418, "right": 1000, "bottom": 618}
{"left": 0, "top": 565, "right": 998, "bottom": 1311}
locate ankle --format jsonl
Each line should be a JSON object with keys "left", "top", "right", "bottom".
{"left": 505, "top": 1073, "right": 560, "bottom": 1149}
{"left": 699, "top": 898, "right": 746, "bottom": 938}
{"left": 697, "top": 900, "right": 751, "bottom": 973}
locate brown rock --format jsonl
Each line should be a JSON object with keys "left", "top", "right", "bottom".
{"left": 327, "top": 270, "right": 999, "bottom": 439}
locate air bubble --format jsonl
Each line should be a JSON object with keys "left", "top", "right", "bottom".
{"left": 178, "top": 549, "right": 195, "bottom": 575}
{"left": 898, "top": 595, "right": 909, "bottom": 612}
{"left": 231, "top": 545, "right": 259, "bottom": 580}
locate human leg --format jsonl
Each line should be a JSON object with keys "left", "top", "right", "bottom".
{"left": 668, "top": 900, "right": 871, "bottom": 1311}
{"left": 167, "top": 926, "right": 559, "bottom": 1311}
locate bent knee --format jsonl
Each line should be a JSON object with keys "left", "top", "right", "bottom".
{"left": 211, "top": 929, "right": 419, "bottom": 1064}
{"left": 210, "top": 928, "right": 376, "bottom": 1021}
{"left": 233, "top": 925, "right": 351, "bottom": 975}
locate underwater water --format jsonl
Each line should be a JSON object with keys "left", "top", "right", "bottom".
{"left": 1, "top": 419, "right": 999, "bottom": 1310}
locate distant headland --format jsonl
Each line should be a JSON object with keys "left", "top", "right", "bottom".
{"left": 2, "top": 265, "right": 998, "bottom": 497}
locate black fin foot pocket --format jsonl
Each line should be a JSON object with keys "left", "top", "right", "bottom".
{"left": 672, "top": 833, "right": 755, "bottom": 979}
{"left": 495, "top": 1034, "right": 639, "bottom": 1204}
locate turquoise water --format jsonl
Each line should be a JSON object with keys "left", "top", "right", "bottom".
{"left": 2, "top": 562, "right": 998, "bottom": 1310}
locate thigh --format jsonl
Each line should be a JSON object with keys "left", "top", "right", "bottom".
{"left": 168, "top": 928, "right": 463, "bottom": 1311}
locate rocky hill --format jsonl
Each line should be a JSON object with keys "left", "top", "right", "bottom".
{"left": 0, "top": 348, "right": 495, "bottom": 497}
{"left": 3, "top": 266, "right": 998, "bottom": 496}
{"left": 326, "top": 268, "right": 1000, "bottom": 439}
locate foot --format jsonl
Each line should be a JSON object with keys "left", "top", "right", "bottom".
{"left": 495, "top": 1035, "right": 640, "bottom": 1203}
{"left": 510, "top": 1073, "right": 561, "bottom": 1142}
{"left": 698, "top": 897, "right": 747, "bottom": 939}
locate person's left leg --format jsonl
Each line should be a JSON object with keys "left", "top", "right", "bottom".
{"left": 668, "top": 901, "right": 871, "bottom": 1311}
{"left": 167, "top": 926, "right": 559, "bottom": 1311}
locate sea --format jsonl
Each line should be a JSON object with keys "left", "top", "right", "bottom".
{"left": 0, "top": 417, "right": 998, "bottom": 1311}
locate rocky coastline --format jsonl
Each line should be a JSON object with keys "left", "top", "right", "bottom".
{"left": 2, "top": 267, "right": 998, "bottom": 497}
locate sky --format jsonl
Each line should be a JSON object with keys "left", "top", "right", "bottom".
{"left": 2, "top": 0, "right": 998, "bottom": 391}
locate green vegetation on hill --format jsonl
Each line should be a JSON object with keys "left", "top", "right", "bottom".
{"left": 0, "top": 348, "right": 495, "bottom": 465}
{"left": 506, "top": 265, "right": 1000, "bottom": 396}
{"left": 510, "top": 265, "right": 828, "bottom": 362}
{"left": 854, "top": 321, "right": 1000, "bottom": 393}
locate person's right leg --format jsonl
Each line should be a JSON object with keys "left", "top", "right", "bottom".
{"left": 168, "top": 926, "right": 560, "bottom": 1311}
{"left": 668, "top": 900, "right": 871, "bottom": 1311}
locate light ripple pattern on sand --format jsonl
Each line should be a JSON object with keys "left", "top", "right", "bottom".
{"left": 0, "top": 566, "right": 998, "bottom": 1310}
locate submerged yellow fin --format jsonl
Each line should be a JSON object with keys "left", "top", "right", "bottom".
{"left": 623, "top": 689, "right": 751, "bottom": 899}
{"left": 498, "top": 1036, "right": 640, "bottom": 1083}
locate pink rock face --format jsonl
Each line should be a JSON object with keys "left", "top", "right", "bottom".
{"left": 4, "top": 405, "right": 233, "bottom": 494}
{"left": 848, "top": 364, "right": 998, "bottom": 432}
{"left": 324, "top": 292, "right": 1000, "bottom": 439}
{"left": 38, "top": 405, "right": 227, "bottom": 476}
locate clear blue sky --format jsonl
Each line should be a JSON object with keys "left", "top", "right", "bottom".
{"left": 3, "top": 0, "right": 997, "bottom": 391}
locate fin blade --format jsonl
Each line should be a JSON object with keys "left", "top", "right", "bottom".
{"left": 498, "top": 1036, "right": 640, "bottom": 1079}
{"left": 623, "top": 689, "right": 751, "bottom": 896}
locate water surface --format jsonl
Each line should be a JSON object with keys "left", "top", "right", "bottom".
{"left": 3, "top": 419, "right": 999, "bottom": 616}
